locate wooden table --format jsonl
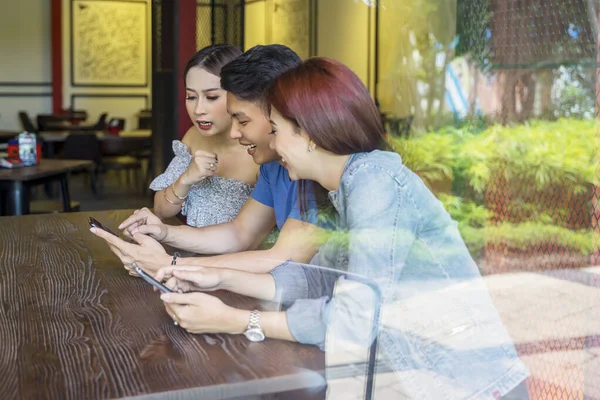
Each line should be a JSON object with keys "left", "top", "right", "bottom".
{"left": 0, "top": 130, "right": 18, "bottom": 143}
{"left": 0, "top": 159, "right": 93, "bottom": 216}
{"left": 0, "top": 210, "right": 326, "bottom": 399}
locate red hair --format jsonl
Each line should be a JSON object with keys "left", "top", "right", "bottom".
{"left": 265, "top": 58, "right": 387, "bottom": 220}
{"left": 266, "top": 57, "right": 386, "bottom": 154}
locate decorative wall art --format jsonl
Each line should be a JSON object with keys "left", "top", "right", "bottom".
{"left": 71, "top": 0, "right": 148, "bottom": 86}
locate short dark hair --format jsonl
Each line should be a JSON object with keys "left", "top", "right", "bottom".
{"left": 220, "top": 44, "right": 302, "bottom": 102}
{"left": 184, "top": 45, "right": 242, "bottom": 85}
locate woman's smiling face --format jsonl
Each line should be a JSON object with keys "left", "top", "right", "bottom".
{"left": 268, "top": 107, "right": 313, "bottom": 181}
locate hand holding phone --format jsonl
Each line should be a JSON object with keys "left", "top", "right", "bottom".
{"left": 133, "top": 263, "right": 173, "bottom": 293}
{"left": 88, "top": 217, "right": 117, "bottom": 236}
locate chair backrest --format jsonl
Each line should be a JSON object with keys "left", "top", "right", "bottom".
{"left": 138, "top": 109, "right": 152, "bottom": 129}
{"left": 18, "top": 112, "right": 37, "bottom": 133}
{"left": 62, "top": 132, "right": 102, "bottom": 164}
{"left": 61, "top": 108, "right": 88, "bottom": 120}
{"left": 37, "top": 115, "right": 64, "bottom": 132}
{"left": 138, "top": 117, "right": 151, "bottom": 130}
{"left": 100, "top": 136, "right": 147, "bottom": 156}
{"left": 94, "top": 113, "right": 108, "bottom": 130}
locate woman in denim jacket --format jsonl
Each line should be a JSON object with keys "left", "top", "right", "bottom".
{"left": 155, "top": 58, "right": 529, "bottom": 399}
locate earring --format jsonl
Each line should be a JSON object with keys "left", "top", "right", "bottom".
{"left": 307, "top": 146, "right": 313, "bottom": 153}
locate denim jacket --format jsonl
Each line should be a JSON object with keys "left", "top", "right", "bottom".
{"left": 270, "top": 150, "right": 529, "bottom": 399}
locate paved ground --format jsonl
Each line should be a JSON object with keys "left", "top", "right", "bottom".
{"left": 325, "top": 267, "right": 600, "bottom": 399}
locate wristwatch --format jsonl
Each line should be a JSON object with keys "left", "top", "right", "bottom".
{"left": 243, "top": 310, "right": 265, "bottom": 342}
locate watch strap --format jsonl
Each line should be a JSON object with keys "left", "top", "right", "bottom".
{"left": 247, "top": 309, "right": 261, "bottom": 329}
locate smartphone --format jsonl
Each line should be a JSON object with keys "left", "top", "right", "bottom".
{"left": 88, "top": 217, "right": 117, "bottom": 236}
{"left": 133, "top": 264, "right": 173, "bottom": 293}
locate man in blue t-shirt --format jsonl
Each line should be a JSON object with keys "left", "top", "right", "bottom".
{"left": 93, "top": 45, "right": 325, "bottom": 274}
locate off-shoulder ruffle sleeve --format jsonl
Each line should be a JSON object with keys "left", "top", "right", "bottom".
{"left": 149, "top": 140, "right": 192, "bottom": 191}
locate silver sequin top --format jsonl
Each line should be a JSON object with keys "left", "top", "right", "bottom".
{"left": 149, "top": 140, "right": 253, "bottom": 227}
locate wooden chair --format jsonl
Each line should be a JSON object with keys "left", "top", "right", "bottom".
{"left": 18, "top": 111, "right": 37, "bottom": 133}
{"left": 36, "top": 115, "right": 65, "bottom": 132}
{"left": 60, "top": 108, "right": 88, "bottom": 124}
{"left": 138, "top": 109, "right": 152, "bottom": 129}
{"left": 61, "top": 132, "right": 103, "bottom": 198}
{"left": 79, "top": 113, "right": 108, "bottom": 131}
{"left": 100, "top": 136, "right": 143, "bottom": 191}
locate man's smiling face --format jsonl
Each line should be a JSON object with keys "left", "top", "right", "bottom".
{"left": 227, "top": 92, "right": 280, "bottom": 165}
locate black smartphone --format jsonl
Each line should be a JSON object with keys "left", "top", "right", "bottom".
{"left": 88, "top": 217, "right": 117, "bottom": 236}
{"left": 133, "top": 264, "right": 173, "bottom": 293}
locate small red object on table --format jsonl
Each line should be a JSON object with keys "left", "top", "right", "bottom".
{"left": 107, "top": 126, "right": 121, "bottom": 135}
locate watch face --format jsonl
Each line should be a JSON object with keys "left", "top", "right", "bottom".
{"left": 245, "top": 327, "right": 265, "bottom": 342}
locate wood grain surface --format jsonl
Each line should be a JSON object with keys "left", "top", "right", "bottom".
{"left": 0, "top": 210, "right": 325, "bottom": 400}
{"left": 0, "top": 159, "right": 93, "bottom": 182}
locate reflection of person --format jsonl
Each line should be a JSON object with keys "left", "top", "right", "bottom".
{"left": 91, "top": 45, "right": 326, "bottom": 275}
{"left": 150, "top": 45, "right": 258, "bottom": 227}
{"left": 152, "top": 58, "right": 529, "bottom": 400}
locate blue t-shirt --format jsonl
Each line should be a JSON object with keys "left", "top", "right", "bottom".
{"left": 251, "top": 161, "right": 311, "bottom": 230}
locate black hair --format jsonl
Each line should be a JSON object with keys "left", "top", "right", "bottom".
{"left": 220, "top": 44, "right": 302, "bottom": 102}
{"left": 183, "top": 45, "right": 242, "bottom": 85}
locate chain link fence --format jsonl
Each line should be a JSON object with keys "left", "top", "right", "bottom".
{"left": 456, "top": 0, "right": 600, "bottom": 398}
{"left": 196, "top": 0, "right": 243, "bottom": 51}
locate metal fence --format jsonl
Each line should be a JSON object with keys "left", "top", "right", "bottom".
{"left": 458, "top": 0, "right": 600, "bottom": 398}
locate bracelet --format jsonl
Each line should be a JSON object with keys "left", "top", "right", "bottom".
{"left": 164, "top": 190, "right": 183, "bottom": 207}
{"left": 171, "top": 252, "right": 181, "bottom": 265}
{"left": 171, "top": 183, "right": 188, "bottom": 201}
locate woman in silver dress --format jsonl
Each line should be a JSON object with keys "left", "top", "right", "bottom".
{"left": 150, "top": 45, "right": 259, "bottom": 227}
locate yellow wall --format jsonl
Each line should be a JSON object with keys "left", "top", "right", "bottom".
{"left": 242, "top": 0, "right": 376, "bottom": 94}
{"left": 61, "top": 0, "right": 152, "bottom": 131}
{"left": 315, "top": 0, "right": 373, "bottom": 91}
{"left": 0, "top": 0, "right": 52, "bottom": 131}
{"left": 244, "top": 1, "right": 267, "bottom": 49}
{"left": 244, "top": 0, "right": 311, "bottom": 60}
{"left": 377, "top": 2, "right": 406, "bottom": 115}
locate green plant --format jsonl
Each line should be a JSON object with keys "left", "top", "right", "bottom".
{"left": 552, "top": 65, "right": 596, "bottom": 119}
{"left": 438, "top": 194, "right": 595, "bottom": 257}
{"left": 389, "top": 133, "right": 457, "bottom": 184}
{"left": 459, "top": 119, "right": 600, "bottom": 194}
{"left": 485, "top": 222, "right": 595, "bottom": 254}
{"left": 439, "top": 194, "right": 491, "bottom": 257}
{"left": 392, "top": 119, "right": 600, "bottom": 260}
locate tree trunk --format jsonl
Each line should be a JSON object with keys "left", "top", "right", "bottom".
{"left": 435, "top": 48, "right": 452, "bottom": 128}
{"left": 469, "top": 60, "right": 480, "bottom": 116}
{"left": 538, "top": 70, "right": 554, "bottom": 120}
{"left": 425, "top": 65, "right": 438, "bottom": 128}
{"left": 519, "top": 72, "right": 536, "bottom": 122}
{"left": 501, "top": 70, "right": 518, "bottom": 124}
{"left": 399, "top": 30, "right": 423, "bottom": 130}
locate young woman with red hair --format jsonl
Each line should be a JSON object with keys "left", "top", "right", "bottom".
{"left": 154, "top": 58, "right": 529, "bottom": 399}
